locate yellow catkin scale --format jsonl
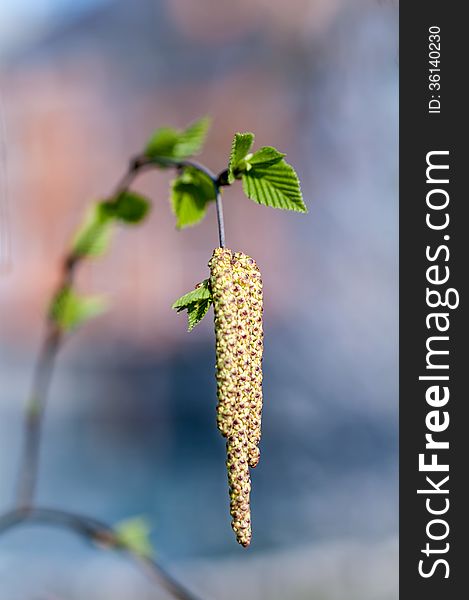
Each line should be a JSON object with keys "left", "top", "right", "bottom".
{"left": 209, "top": 248, "right": 264, "bottom": 547}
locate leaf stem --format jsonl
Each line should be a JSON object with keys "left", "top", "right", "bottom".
{"left": 0, "top": 507, "right": 202, "bottom": 600}
{"left": 214, "top": 187, "right": 225, "bottom": 248}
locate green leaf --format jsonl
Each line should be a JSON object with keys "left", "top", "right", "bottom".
{"left": 171, "top": 167, "right": 216, "bottom": 228}
{"left": 71, "top": 202, "right": 114, "bottom": 258}
{"left": 228, "top": 132, "right": 254, "bottom": 183}
{"left": 172, "top": 279, "right": 211, "bottom": 310}
{"left": 107, "top": 191, "right": 151, "bottom": 224}
{"left": 144, "top": 127, "right": 180, "bottom": 159}
{"left": 175, "top": 117, "right": 211, "bottom": 158}
{"left": 187, "top": 298, "right": 211, "bottom": 331}
{"left": 145, "top": 117, "right": 210, "bottom": 160}
{"left": 113, "top": 516, "right": 154, "bottom": 559}
{"left": 172, "top": 280, "right": 213, "bottom": 331}
{"left": 248, "top": 146, "right": 286, "bottom": 167}
{"left": 242, "top": 158, "right": 306, "bottom": 212}
{"left": 49, "top": 286, "right": 108, "bottom": 332}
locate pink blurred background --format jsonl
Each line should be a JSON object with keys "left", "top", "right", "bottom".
{"left": 0, "top": 1, "right": 398, "bottom": 599}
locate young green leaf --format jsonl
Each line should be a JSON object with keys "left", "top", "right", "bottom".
{"left": 107, "top": 191, "right": 151, "bottom": 224}
{"left": 175, "top": 117, "right": 211, "bottom": 158}
{"left": 171, "top": 167, "right": 216, "bottom": 228}
{"left": 113, "top": 516, "right": 154, "bottom": 559}
{"left": 144, "top": 127, "right": 179, "bottom": 159}
{"left": 248, "top": 146, "right": 286, "bottom": 167}
{"left": 172, "top": 279, "right": 213, "bottom": 331}
{"left": 242, "top": 158, "right": 306, "bottom": 212}
{"left": 172, "top": 279, "right": 211, "bottom": 310}
{"left": 71, "top": 202, "right": 114, "bottom": 258}
{"left": 145, "top": 117, "right": 210, "bottom": 161}
{"left": 187, "top": 298, "right": 211, "bottom": 331}
{"left": 228, "top": 132, "right": 255, "bottom": 183}
{"left": 49, "top": 286, "right": 108, "bottom": 332}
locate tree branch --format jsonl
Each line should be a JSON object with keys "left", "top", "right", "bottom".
{"left": 12, "top": 150, "right": 229, "bottom": 599}
{"left": 0, "top": 507, "right": 202, "bottom": 600}
{"left": 16, "top": 326, "right": 62, "bottom": 507}
{"left": 15, "top": 157, "right": 148, "bottom": 508}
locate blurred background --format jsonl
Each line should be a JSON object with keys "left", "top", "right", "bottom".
{"left": 0, "top": 0, "right": 398, "bottom": 598}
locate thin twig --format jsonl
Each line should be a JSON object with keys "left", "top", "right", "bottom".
{"left": 12, "top": 150, "right": 230, "bottom": 599}
{"left": 16, "top": 326, "right": 62, "bottom": 507}
{"left": 214, "top": 188, "right": 225, "bottom": 248}
{"left": 0, "top": 507, "right": 203, "bottom": 600}
{"left": 15, "top": 158, "right": 147, "bottom": 508}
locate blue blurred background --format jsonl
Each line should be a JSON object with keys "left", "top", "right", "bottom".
{"left": 0, "top": 0, "right": 398, "bottom": 598}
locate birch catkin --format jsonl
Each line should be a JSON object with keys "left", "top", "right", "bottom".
{"left": 209, "top": 247, "right": 264, "bottom": 547}
{"left": 209, "top": 248, "right": 238, "bottom": 438}
{"left": 234, "top": 252, "right": 264, "bottom": 468}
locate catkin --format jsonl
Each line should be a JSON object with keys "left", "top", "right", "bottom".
{"left": 209, "top": 247, "right": 264, "bottom": 547}
{"left": 209, "top": 248, "right": 238, "bottom": 438}
{"left": 233, "top": 252, "right": 263, "bottom": 468}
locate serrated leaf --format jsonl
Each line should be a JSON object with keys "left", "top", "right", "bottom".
{"left": 145, "top": 117, "right": 210, "bottom": 160}
{"left": 248, "top": 146, "right": 286, "bottom": 167}
{"left": 172, "top": 279, "right": 211, "bottom": 310}
{"left": 228, "top": 132, "right": 254, "bottom": 183}
{"left": 108, "top": 191, "right": 151, "bottom": 224}
{"left": 49, "top": 286, "right": 108, "bottom": 332}
{"left": 113, "top": 516, "right": 154, "bottom": 559}
{"left": 171, "top": 167, "right": 216, "bottom": 228}
{"left": 171, "top": 180, "right": 207, "bottom": 228}
{"left": 173, "top": 280, "right": 213, "bottom": 331}
{"left": 71, "top": 202, "right": 114, "bottom": 258}
{"left": 242, "top": 158, "right": 306, "bottom": 212}
{"left": 187, "top": 298, "right": 211, "bottom": 331}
